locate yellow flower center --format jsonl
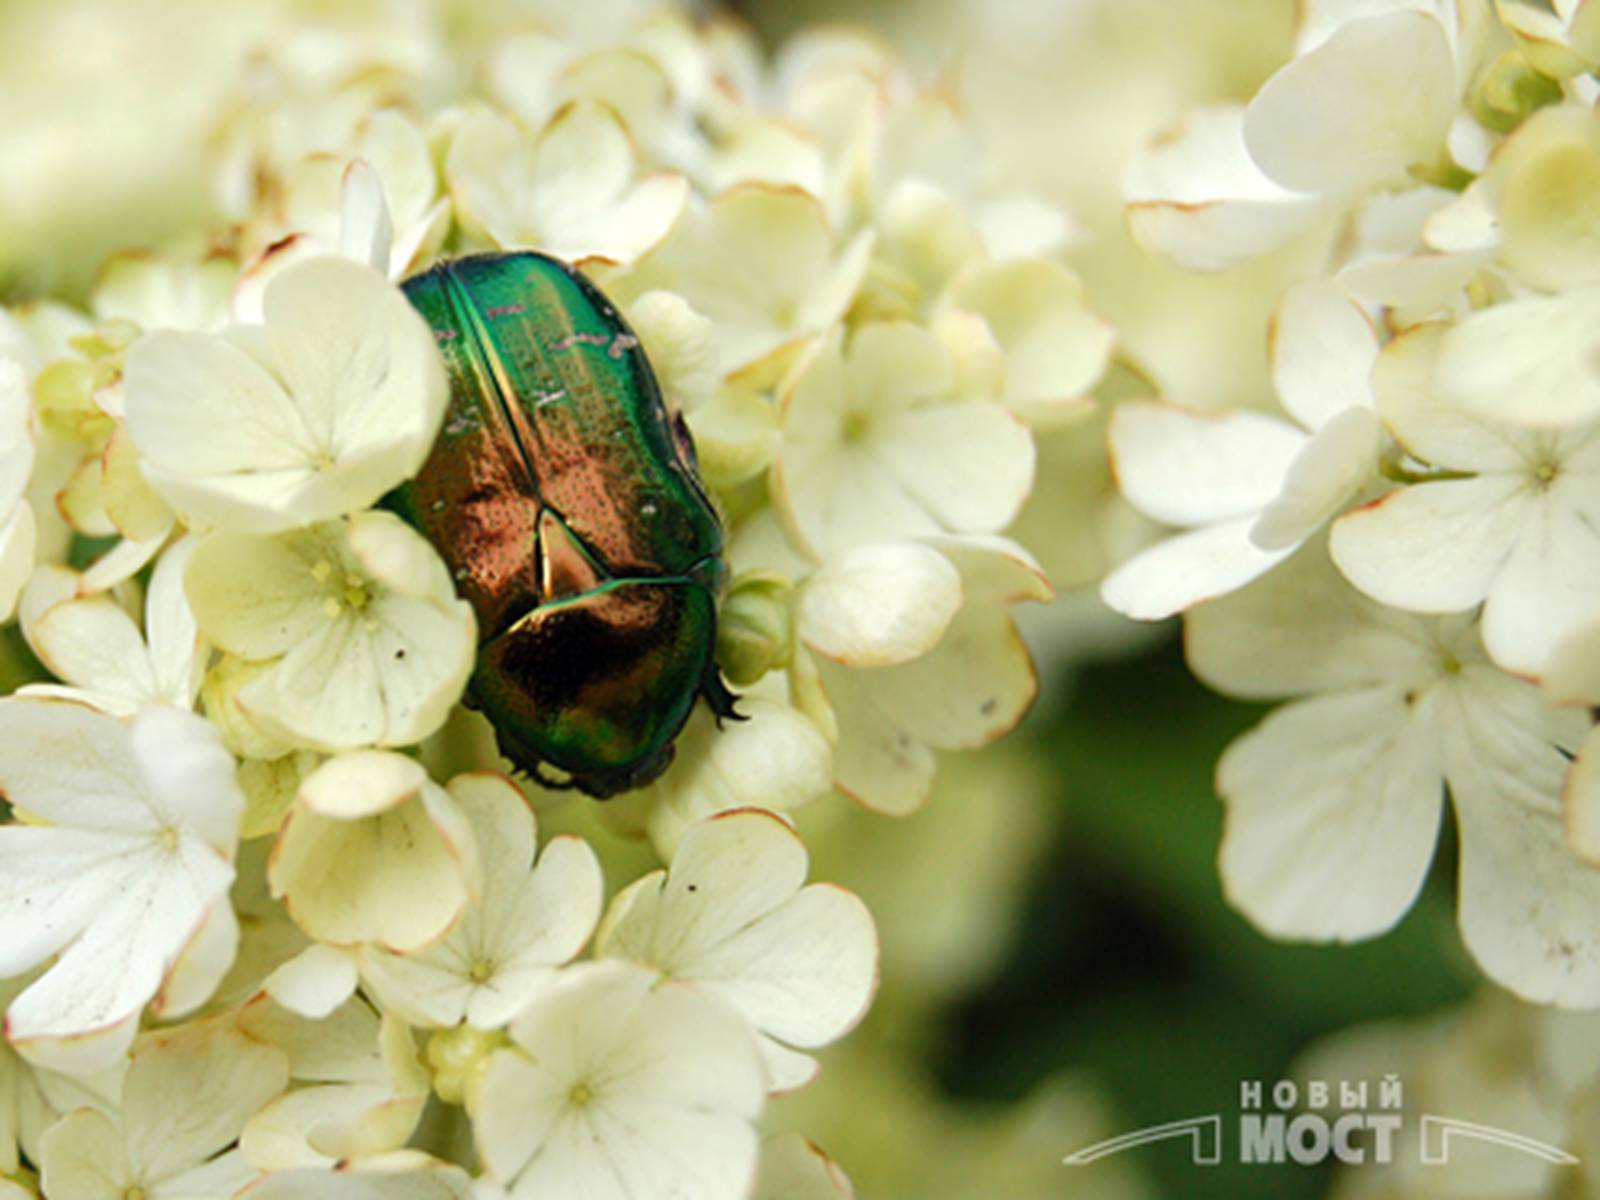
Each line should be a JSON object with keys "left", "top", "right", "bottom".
{"left": 568, "top": 1081, "right": 594, "bottom": 1108}
{"left": 312, "top": 559, "right": 376, "bottom": 618}
{"left": 469, "top": 959, "right": 495, "bottom": 983}
{"left": 343, "top": 574, "right": 372, "bottom": 611}
{"left": 841, "top": 410, "right": 873, "bottom": 443}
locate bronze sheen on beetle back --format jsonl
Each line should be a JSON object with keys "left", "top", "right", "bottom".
{"left": 388, "top": 252, "right": 736, "bottom": 798}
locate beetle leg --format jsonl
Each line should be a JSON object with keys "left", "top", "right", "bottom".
{"left": 702, "top": 665, "right": 744, "bottom": 725}
{"left": 527, "top": 762, "right": 580, "bottom": 792}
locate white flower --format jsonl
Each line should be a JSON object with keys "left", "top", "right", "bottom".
{"left": 1125, "top": 2, "right": 1482, "bottom": 271}
{"left": 939, "top": 259, "right": 1112, "bottom": 428}
{"left": 359, "top": 773, "right": 602, "bottom": 1029}
{"left": 269, "top": 109, "right": 448, "bottom": 279}
{"left": 0, "top": 969, "right": 121, "bottom": 1176}
{"left": 38, "top": 1016, "right": 287, "bottom": 1200}
{"left": 1430, "top": 286, "right": 1600, "bottom": 430}
{"left": 20, "top": 536, "right": 204, "bottom": 715}
{"left": 185, "top": 512, "right": 476, "bottom": 751}
{"left": 774, "top": 323, "right": 1035, "bottom": 560}
{"left": 448, "top": 103, "right": 687, "bottom": 266}
{"left": 753, "top": 1134, "right": 854, "bottom": 1200}
{"left": 797, "top": 537, "right": 1049, "bottom": 816}
{"left": 1187, "top": 538, "right": 1600, "bottom": 1005}
{"left": 483, "top": 19, "right": 701, "bottom": 161}
{"left": 92, "top": 248, "right": 235, "bottom": 333}
{"left": 1330, "top": 322, "right": 1600, "bottom": 678}
{"left": 473, "top": 960, "right": 766, "bottom": 1200}
{"left": 598, "top": 809, "right": 878, "bottom": 1092}
{"left": 0, "top": 702, "right": 243, "bottom": 1071}
{"left": 1124, "top": 105, "right": 1331, "bottom": 271}
{"left": 1297, "top": 992, "right": 1600, "bottom": 1197}
{"left": 268, "top": 751, "right": 479, "bottom": 952}
{"left": 239, "top": 1150, "right": 476, "bottom": 1199}
{"left": 609, "top": 185, "right": 873, "bottom": 379}
{"left": 230, "top": 152, "right": 426, "bottom": 324}
{"left": 0, "top": 356, "right": 36, "bottom": 623}
{"left": 123, "top": 256, "right": 447, "bottom": 535}
{"left": 1243, "top": 7, "right": 1465, "bottom": 196}
{"left": 1103, "top": 281, "right": 1383, "bottom": 621}
{"left": 625, "top": 698, "right": 834, "bottom": 857}
{"left": 238, "top": 998, "right": 430, "bottom": 1172}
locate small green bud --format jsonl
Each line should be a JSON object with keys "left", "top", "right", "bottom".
{"left": 1473, "top": 48, "right": 1564, "bottom": 135}
{"left": 717, "top": 570, "right": 794, "bottom": 686}
{"left": 426, "top": 1023, "right": 507, "bottom": 1108}
{"left": 33, "top": 358, "right": 114, "bottom": 442}
{"left": 70, "top": 316, "right": 140, "bottom": 361}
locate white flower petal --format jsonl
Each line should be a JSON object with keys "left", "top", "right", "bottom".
{"left": 185, "top": 525, "right": 340, "bottom": 660}
{"left": 338, "top": 159, "right": 395, "bottom": 275}
{"left": 833, "top": 604, "right": 1037, "bottom": 752}
{"left": 1435, "top": 289, "right": 1600, "bottom": 429}
{"left": 1124, "top": 106, "right": 1329, "bottom": 270}
{"left": 798, "top": 542, "right": 961, "bottom": 668}
{"left": 643, "top": 700, "right": 833, "bottom": 858}
{"left": 39, "top": 1109, "right": 130, "bottom": 1200}
{"left": 872, "top": 403, "right": 1034, "bottom": 534}
{"left": 0, "top": 706, "right": 240, "bottom": 1068}
{"left": 270, "top": 759, "right": 473, "bottom": 951}
{"left": 1101, "top": 516, "right": 1295, "bottom": 621}
{"left": 144, "top": 535, "right": 204, "bottom": 706}
{"left": 129, "top": 259, "right": 447, "bottom": 533}
{"left": 1218, "top": 688, "right": 1443, "bottom": 940}
{"left": 7, "top": 838, "right": 233, "bottom": 1070}
{"left": 152, "top": 895, "right": 240, "bottom": 1019}
{"left": 1444, "top": 668, "right": 1600, "bottom": 1005}
{"left": 1186, "top": 537, "right": 1443, "bottom": 699}
{"left": 239, "top": 1153, "right": 475, "bottom": 1199}
{"left": 754, "top": 1036, "right": 820, "bottom": 1095}
{"left": 79, "top": 526, "right": 171, "bottom": 594}
{"left": 1244, "top": 12, "right": 1457, "bottom": 193}
{"left": 1250, "top": 406, "right": 1382, "bottom": 551}
{"left": 818, "top": 660, "right": 936, "bottom": 817}
{"left": 1481, "top": 492, "right": 1600, "bottom": 677}
{"left": 262, "top": 257, "right": 446, "bottom": 473}
{"left": 1109, "top": 402, "right": 1306, "bottom": 527}
{"left": 125, "top": 330, "right": 314, "bottom": 478}
{"left": 752, "top": 1134, "right": 852, "bottom": 1200}
{"left": 943, "top": 259, "right": 1111, "bottom": 423}
{"left": 242, "top": 1083, "right": 422, "bottom": 1171}
{"left": 28, "top": 593, "right": 158, "bottom": 706}
{"left": 600, "top": 811, "right": 876, "bottom": 1054}
{"left": 1375, "top": 323, "right": 1529, "bottom": 468}
{"left": 0, "top": 501, "right": 35, "bottom": 624}
{"left": 265, "top": 944, "right": 361, "bottom": 1019}
{"left": 123, "top": 1018, "right": 289, "bottom": 1184}
{"left": 362, "top": 776, "right": 601, "bottom": 1030}
{"left": 482, "top": 961, "right": 764, "bottom": 1200}
{"left": 1330, "top": 478, "right": 1528, "bottom": 614}
{"left": 1270, "top": 280, "right": 1379, "bottom": 430}
{"left": 1489, "top": 105, "right": 1600, "bottom": 292}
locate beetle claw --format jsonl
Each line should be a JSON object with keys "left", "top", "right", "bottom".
{"left": 703, "top": 668, "right": 744, "bottom": 725}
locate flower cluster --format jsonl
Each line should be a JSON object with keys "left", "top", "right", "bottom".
{"left": 0, "top": 0, "right": 1094, "bottom": 1194}
{"left": 1107, "top": 0, "right": 1600, "bottom": 1006}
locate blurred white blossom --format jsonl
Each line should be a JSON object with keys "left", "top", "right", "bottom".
{"left": 0, "top": 703, "right": 243, "bottom": 1071}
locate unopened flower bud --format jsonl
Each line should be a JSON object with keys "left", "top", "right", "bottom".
{"left": 717, "top": 569, "right": 793, "bottom": 686}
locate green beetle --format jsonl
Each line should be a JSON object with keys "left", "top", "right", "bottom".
{"left": 388, "top": 252, "right": 736, "bottom": 798}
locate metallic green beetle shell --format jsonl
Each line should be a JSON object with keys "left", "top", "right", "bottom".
{"left": 389, "top": 252, "right": 735, "bottom": 798}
